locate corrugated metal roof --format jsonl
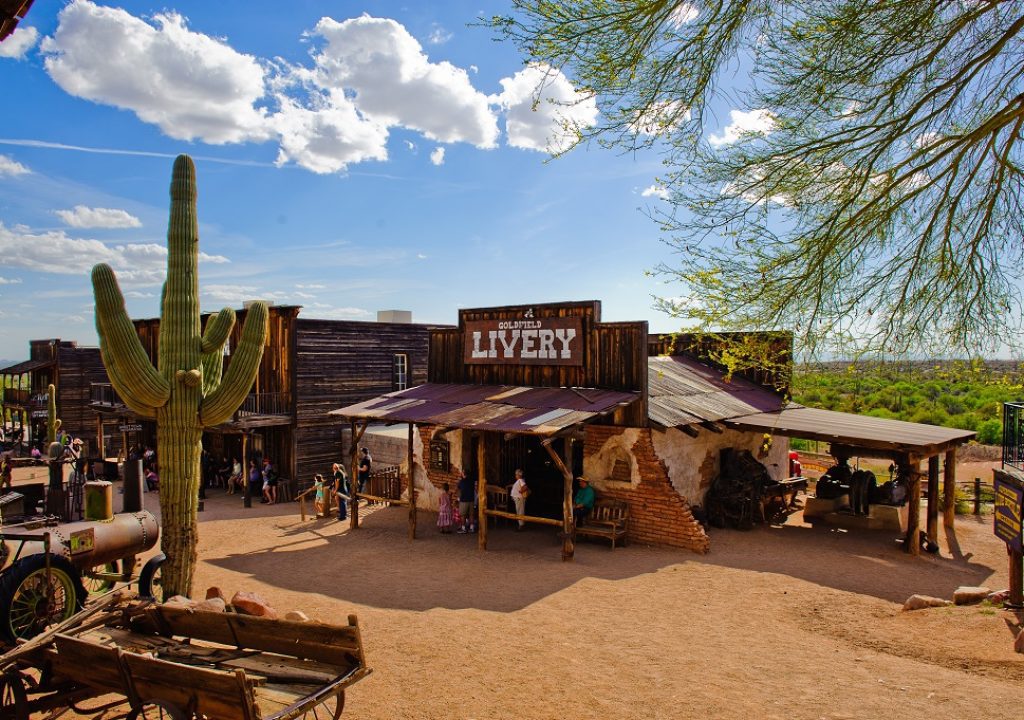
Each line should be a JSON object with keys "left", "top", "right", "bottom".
{"left": 725, "top": 406, "right": 976, "bottom": 453}
{"left": 329, "top": 383, "right": 640, "bottom": 435}
{"left": 648, "top": 355, "right": 787, "bottom": 427}
{"left": 0, "top": 358, "right": 53, "bottom": 375}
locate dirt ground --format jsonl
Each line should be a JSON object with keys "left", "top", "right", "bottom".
{"left": 9, "top": 467, "right": 1024, "bottom": 719}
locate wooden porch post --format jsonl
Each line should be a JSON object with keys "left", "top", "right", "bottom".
{"left": 926, "top": 455, "right": 939, "bottom": 549}
{"left": 943, "top": 448, "right": 957, "bottom": 528}
{"left": 349, "top": 420, "right": 368, "bottom": 531}
{"left": 477, "top": 433, "right": 488, "bottom": 551}
{"left": 95, "top": 414, "right": 103, "bottom": 458}
{"left": 241, "top": 432, "right": 251, "bottom": 508}
{"left": 904, "top": 459, "right": 922, "bottom": 556}
{"left": 542, "top": 437, "right": 575, "bottom": 562}
{"left": 407, "top": 422, "right": 416, "bottom": 540}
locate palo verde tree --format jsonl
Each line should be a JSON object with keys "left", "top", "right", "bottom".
{"left": 92, "top": 155, "right": 268, "bottom": 598}
{"left": 492, "top": 0, "right": 1024, "bottom": 360}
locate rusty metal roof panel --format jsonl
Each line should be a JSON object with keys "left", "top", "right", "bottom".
{"left": 724, "top": 406, "right": 976, "bottom": 453}
{"left": 329, "top": 383, "right": 639, "bottom": 435}
{"left": 648, "top": 355, "right": 787, "bottom": 426}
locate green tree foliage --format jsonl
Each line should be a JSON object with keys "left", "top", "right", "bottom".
{"left": 792, "top": 360, "right": 1024, "bottom": 443}
{"left": 493, "top": 1, "right": 1024, "bottom": 357}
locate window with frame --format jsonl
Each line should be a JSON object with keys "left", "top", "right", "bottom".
{"left": 392, "top": 353, "right": 409, "bottom": 391}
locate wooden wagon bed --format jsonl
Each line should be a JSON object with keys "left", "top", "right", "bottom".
{"left": 1, "top": 593, "right": 372, "bottom": 720}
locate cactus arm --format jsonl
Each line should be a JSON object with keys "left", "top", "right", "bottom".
{"left": 200, "top": 302, "right": 268, "bottom": 426}
{"left": 47, "top": 383, "right": 61, "bottom": 442}
{"left": 92, "top": 263, "right": 171, "bottom": 408}
{"left": 201, "top": 308, "right": 234, "bottom": 354}
{"left": 200, "top": 309, "right": 233, "bottom": 395}
{"left": 97, "top": 341, "right": 156, "bottom": 419}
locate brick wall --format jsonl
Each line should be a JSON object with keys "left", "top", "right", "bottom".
{"left": 585, "top": 425, "right": 710, "bottom": 553}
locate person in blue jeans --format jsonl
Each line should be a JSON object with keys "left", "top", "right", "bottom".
{"left": 456, "top": 468, "right": 476, "bottom": 533}
{"left": 333, "top": 462, "right": 348, "bottom": 521}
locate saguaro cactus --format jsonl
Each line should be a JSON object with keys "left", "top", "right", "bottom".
{"left": 92, "top": 155, "right": 268, "bottom": 597}
{"left": 46, "top": 383, "right": 61, "bottom": 443}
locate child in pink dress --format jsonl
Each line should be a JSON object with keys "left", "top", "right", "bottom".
{"left": 437, "top": 483, "right": 454, "bottom": 533}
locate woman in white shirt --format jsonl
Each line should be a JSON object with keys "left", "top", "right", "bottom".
{"left": 510, "top": 469, "right": 529, "bottom": 531}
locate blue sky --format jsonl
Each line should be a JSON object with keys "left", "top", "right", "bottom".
{"left": 0, "top": 0, "right": 757, "bottom": 360}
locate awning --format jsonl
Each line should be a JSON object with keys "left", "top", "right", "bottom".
{"left": 329, "top": 383, "right": 641, "bottom": 436}
{"left": 0, "top": 358, "right": 53, "bottom": 375}
{"left": 647, "top": 354, "right": 787, "bottom": 428}
{"left": 724, "top": 406, "right": 976, "bottom": 456}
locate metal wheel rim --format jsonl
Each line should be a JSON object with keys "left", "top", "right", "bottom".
{"left": 83, "top": 561, "right": 118, "bottom": 595}
{"left": 8, "top": 566, "right": 77, "bottom": 640}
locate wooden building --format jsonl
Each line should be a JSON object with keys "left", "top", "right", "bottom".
{"left": 332, "top": 300, "right": 977, "bottom": 560}
{"left": 1, "top": 339, "right": 109, "bottom": 454}
{"left": 91, "top": 306, "right": 442, "bottom": 491}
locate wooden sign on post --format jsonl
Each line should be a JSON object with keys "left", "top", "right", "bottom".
{"left": 994, "top": 475, "right": 1023, "bottom": 552}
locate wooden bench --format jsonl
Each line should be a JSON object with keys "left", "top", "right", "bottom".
{"left": 485, "top": 484, "right": 510, "bottom": 526}
{"left": 759, "top": 476, "right": 808, "bottom": 520}
{"left": 575, "top": 498, "right": 629, "bottom": 549}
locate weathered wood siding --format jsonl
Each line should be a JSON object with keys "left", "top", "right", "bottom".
{"left": 294, "top": 319, "right": 437, "bottom": 484}
{"left": 56, "top": 343, "right": 108, "bottom": 450}
{"left": 428, "top": 301, "right": 647, "bottom": 427}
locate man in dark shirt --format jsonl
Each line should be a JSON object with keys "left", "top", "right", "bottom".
{"left": 357, "top": 447, "right": 371, "bottom": 494}
{"left": 456, "top": 469, "right": 476, "bottom": 533}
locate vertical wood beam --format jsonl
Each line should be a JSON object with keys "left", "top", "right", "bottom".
{"left": 926, "top": 455, "right": 939, "bottom": 549}
{"left": 1009, "top": 547, "right": 1024, "bottom": 608}
{"left": 95, "top": 414, "right": 103, "bottom": 458}
{"left": 241, "top": 432, "right": 251, "bottom": 508}
{"left": 349, "top": 420, "right": 367, "bottom": 531}
{"left": 407, "top": 422, "right": 416, "bottom": 541}
{"left": 943, "top": 448, "right": 957, "bottom": 528}
{"left": 904, "top": 460, "right": 921, "bottom": 556}
{"left": 542, "top": 437, "right": 575, "bottom": 562}
{"left": 477, "top": 433, "right": 487, "bottom": 551}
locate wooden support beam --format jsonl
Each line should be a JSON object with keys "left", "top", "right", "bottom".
{"left": 926, "top": 455, "right": 939, "bottom": 550}
{"left": 700, "top": 421, "right": 724, "bottom": 434}
{"left": 477, "top": 433, "right": 487, "bottom": 551}
{"left": 904, "top": 461, "right": 922, "bottom": 556}
{"left": 678, "top": 424, "right": 700, "bottom": 439}
{"left": 349, "top": 420, "right": 368, "bottom": 531}
{"left": 541, "top": 437, "right": 575, "bottom": 562}
{"left": 943, "top": 448, "right": 957, "bottom": 528}
{"left": 407, "top": 422, "right": 416, "bottom": 541}
{"left": 1010, "top": 547, "right": 1024, "bottom": 608}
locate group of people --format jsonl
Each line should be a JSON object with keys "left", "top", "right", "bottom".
{"left": 435, "top": 468, "right": 597, "bottom": 534}
{"left": 312, "top": 447, "right": 373, "bottom": 520}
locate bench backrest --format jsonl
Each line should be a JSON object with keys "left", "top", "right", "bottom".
{"left": 589, "top": 499, "right": 629, "bottom": 523}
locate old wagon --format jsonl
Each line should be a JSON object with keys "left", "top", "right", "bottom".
{"left": 0, "top": 591, "right": 371, "bottom": 720}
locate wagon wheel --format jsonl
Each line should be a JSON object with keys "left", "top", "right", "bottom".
{"left": 127, "top": 700, "right": 188, "bottom": 720}
{"left": 0, "top": 670, "right": 29, "bottom": 720}
{"left": 82, "top": 560, "right": 120, "bottom": 595}
{"left": 300, "top": 690, "right": 344, "bottom": 720}
{"left": 138, "top": 553, "right": 166, "bottom": 601}
{"left": 0, "top": 554, "right": 86, "bottom": 644}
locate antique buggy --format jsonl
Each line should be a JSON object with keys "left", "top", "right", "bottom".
{"left": 0, "top": 591, "right": 372, "bottom": 719}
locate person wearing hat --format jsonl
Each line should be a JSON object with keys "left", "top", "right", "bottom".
{"left": 573, "top": 476, "right": 596, "bottom": 527}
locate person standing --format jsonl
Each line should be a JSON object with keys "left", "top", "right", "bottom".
{"left": 510, "top": 469, "right": 529, "bottom": 531}
{"left": 332, "top": 462, "right": 349, "bottom": 521}
{"left": 357, "top": 447, "right": 372, "bottom": 495}
{"left": 456, "top": 468, "right": 476, "bottom": 533}
{"left": 248, "top": 460, "right": 261, "bottom": 500}
{"left": 437, "top": 483, "right": 454, "bottom": 533}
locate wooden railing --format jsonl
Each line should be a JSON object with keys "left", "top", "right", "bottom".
{"left": 236, "top": 392, "right": 291, "bottom": 417}
{"left": 2, "top": 388, "right": 41, "bottom": 407}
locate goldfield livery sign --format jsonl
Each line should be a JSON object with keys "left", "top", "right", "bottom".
{"left": 464, "top": 317, "right": 583, "bottom": 366}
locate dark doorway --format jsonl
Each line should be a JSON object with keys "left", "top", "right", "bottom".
{"left": 498, "top": 435, "right": 582, "bottom": 520}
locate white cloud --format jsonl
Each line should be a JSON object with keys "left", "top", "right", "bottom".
{"left": 55, "top": 205, "right": 142, "bottom": 229}
{"left": 293, "top": 291, "right": 315, "bottom": 299}
{"left": 427, "top": 25, "right": 452, "bottom": 45}
{"left": 430, "top": 146, "right": 445, "bottom": 165}
{"left": 0, "top": 155, "right": 30, "bottom": 176}
{"left": 668, "top": 3, "right": 699, "bottom": 26}
{"left": 0, "top": 25, "right": 39, "bottom": 58}
{"left": 641, "top": 184, "right": 670, "bottom": 200}
{"left": 0, "top": 222, "right": 227, "bottom": 285}
{"left": 125, "top": 290, "right": 155, "bottom": 298}
{"left": 469, "top": 64, "right": 478, "bottom": 74}
{"left": 0, "top": 277, "right": 22, "bottom": 285}
{"left": 309, "top": 15, "right": 499, "bottom": 148}
{"left": 709, "top": 109, "right": 775, "bottom": 146}
{"left": 202, "top": 284, "right": 290, "bottom": 305}
{"left": 296, "top": 283, "right": 325, "bottom": 289}
{"left": 310, "top": 305, "right": 373, "bottom": 320}
{"left": 270, "top": 94, "right": 389, "bottom": 174}
{"left": 495, "top": 63, "right": 598, "bottom": 153}
{"left": 417, "top": 253, "right": 427, "bottom": 260}
{"left": 404, "top": 140, "right": 416, "bottom": 152}
{"left": 41, "top": 0, "right": 270, "bottom": 144}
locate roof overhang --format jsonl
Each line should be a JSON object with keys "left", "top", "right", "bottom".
{"left": 0, "top": 358, "right": 54, "bottom": 375}
{"left": 724, "top": 406, "right": 976, "bottom": 459}
{"left": 329, "top": 383, "right": 641, "bottom": 437}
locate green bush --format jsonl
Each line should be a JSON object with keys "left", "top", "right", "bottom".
{"left": 975, "top": 419, "right": 1002, "bottom": 445}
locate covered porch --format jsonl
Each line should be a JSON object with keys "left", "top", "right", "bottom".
{"left": 329, "top": 382, "right": 640, "bottom": 561}
{"left": 725, "top": 406, "right": 976, "bottom": 555}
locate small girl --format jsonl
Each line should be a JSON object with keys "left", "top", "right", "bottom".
{"left": 437, "top": 483, "right": 454, "bottom": 533}
{"left": 313, "top": 473, "right": 326, "bottom": 516}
